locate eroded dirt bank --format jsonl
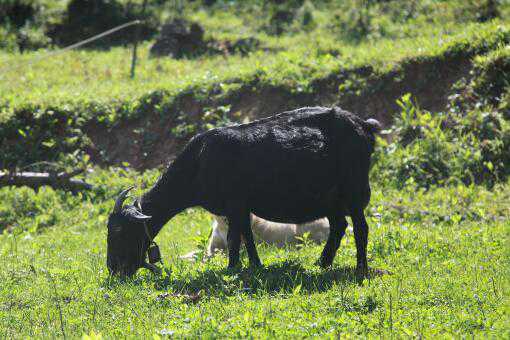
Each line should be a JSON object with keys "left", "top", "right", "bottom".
{"left": 86, "top": 55, "right": 471, "bottom": 169}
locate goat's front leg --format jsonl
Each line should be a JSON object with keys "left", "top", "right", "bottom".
{"left": 227, "top": 210, "right": 261, "bottom": 268}
{"left": 226, "top": 218, "right": 242, "bottom": 269}
{"left": 319, "top": 214, "right": 348, "bottom": 268}
{"left": 351, "top": 208, "right": 369, "bottom": 277}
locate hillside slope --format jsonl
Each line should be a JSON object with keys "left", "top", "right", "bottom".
{"left": 1, "top": 22, "right": 508, "bottom": 169}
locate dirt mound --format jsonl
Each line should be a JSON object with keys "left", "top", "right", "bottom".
{"left": 150, "top": 19, "right": 205, "bottom": 58}
{"left": 150, "top": 19, "right": 261, "bottom": 59}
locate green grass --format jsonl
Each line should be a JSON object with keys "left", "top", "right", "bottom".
{"left": 1, "top": 1, "right": 508, "bottom": 118}
{"left": 0, "top": 20, "right": 507, "bottom": 112}
{"left": 1, "top": 172, "right": 509, "bottom": 338}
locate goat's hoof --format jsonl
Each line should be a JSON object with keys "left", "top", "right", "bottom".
{"left": 355, "top": 266, "right": 369, "bottom": 280}
{"left": 227, "top": 263, "right": 241, "bottom": 271}
{"left": 317, "top": 258, "right": 333, "bottom": 269}
{"left": 249, "top": 261, "right": 263, "bottom": 269}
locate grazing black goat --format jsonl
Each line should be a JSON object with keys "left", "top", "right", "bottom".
{"left": 107, "top": 106, "right": 380, "bottom": 277}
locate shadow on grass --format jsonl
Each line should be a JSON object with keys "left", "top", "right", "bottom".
{"left": 102, "top": 258, "right": 388, "bottom": 303}
{"left": 101, "top": 260, "right": 382, "bottom": 314}
{"left": 151, "top": 260, "right": 385, "bottom": 296}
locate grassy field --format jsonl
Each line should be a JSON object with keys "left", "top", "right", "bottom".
{"left": 1, "top": 172, "right": 509, "bottom": 337}
{"left": 1, "top": 0, "right": 510, "bottom": 338}
{"left": 0, "top": 20, "right": 507, "bottom": 110}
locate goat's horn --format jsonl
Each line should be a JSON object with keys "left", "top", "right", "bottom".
{"left": 113, "top": 186, "right": 134, "bottom": 213}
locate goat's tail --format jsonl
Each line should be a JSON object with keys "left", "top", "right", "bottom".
{"left": 362, "top": 118, "right": 381, "bottom": 134}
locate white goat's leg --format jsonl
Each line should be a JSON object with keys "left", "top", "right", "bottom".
{"left": 207, "top": 217, "right": 229, "bottom": 256}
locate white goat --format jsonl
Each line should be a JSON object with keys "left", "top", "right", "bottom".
{"left": 207, "top": 214, "right": 329, "bottom": 255}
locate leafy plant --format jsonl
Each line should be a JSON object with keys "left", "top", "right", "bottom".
{"left": 190, "top": 229, "right": 212, "bottom": 263}
{"left": 373, "top": 92, "right": 509, "bottom": 188}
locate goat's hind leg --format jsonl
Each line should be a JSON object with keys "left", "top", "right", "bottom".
{"left": 351, "top": 208, "right": 369, "bottom": 278}
{"left": 319, "top": 214, "right": 348, "bottom": 268}
{"left": 240, "top": 214, "right": 262, "bottom": 268}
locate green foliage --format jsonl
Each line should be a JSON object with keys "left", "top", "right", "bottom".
{"left": 1, "top": 0, "right": 508, "bottom": 51}
{"left": 0, "top": 167, "right": 157, "bottom": 232}
{"left": 455, "top": 45, "right": 510, "bottom": 112}
{"left": 170, "top": 104, "right": 237, "bottom": 139}
{"left": 0, "top": 27, "right": 18, "bottom": 51}
{"left": 16, "top": 24, "right": 52, "bottom": 51}
{"left": 190, "top": 228, "right": 212, "bottom": 263}
{"left": 373, "top": 92, "right": 509, "bottom": 188}
{"left": 0, "top": 106, "right": 93, "bottom": 169}
{"left": 295, "top": 0, "right": 316, "bottom": 32}
{"left": 457, "top": 0, "right": 502, "bottom": 23}
{"left": 0, "top": 186, "right": 76, "bottom": 232}
{"left": 332, "top": 0, "right": 378, "bottom": 43}
{"left": 0, "top": 0, "right": 67, "bottom": 50}
{"left": 0, "top": 0, "right": 54, "bottom": 28}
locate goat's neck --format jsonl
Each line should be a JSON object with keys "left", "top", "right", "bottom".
{"left": 139, "top": 164, "right": 196, "bottom": 238}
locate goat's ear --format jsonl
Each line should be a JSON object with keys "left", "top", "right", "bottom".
{"left": 363, "top": 118, "right": 381, "bottom": 134}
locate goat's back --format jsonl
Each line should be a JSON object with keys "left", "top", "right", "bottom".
{"left": 191, "top": 107, "right": 375, "bottom": 221}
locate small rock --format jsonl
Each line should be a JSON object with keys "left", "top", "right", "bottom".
{"left": 159, "top": 329, "right": 175, "bottom": 336}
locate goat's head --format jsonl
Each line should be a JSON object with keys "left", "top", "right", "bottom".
{"left": 106, "top": 187, "right": 152, "bottom": 277}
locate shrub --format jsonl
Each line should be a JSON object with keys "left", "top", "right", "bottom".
{"left": 293, "top": 0, "right": 316, "bottom": 32}
{"left": 0, "top": 107, "right": 93, "bottom": 170}
{"left": 331, "top": 0, "right": 393, "bottom": 43}
{"left": 0, "top": 0, "right": 37, "bottom": 28}
{"left": 0, "top": 186, "right": 79, "bottom": 232}
{"left": 264, "top": 0, "right": 304, "bottom": 35}
{"left": 458, "top": 0, "right": 501, "bottom": 23}
{"left": 16, "top": 24, "right": 51, "bottom": 51}
{"left": 47, "top": 0, "right": 158, "bottom": 48}
{"left": 373, "top": 94, "right": 509, "bottom": 188}
{"left": 0, "top": 27, "right": 18, "bottom": 51}
{"left": 0, "top": 0, "right": 61, "bottom": 50}
{"left": 451, "top": 46, "right": 510, "bottom": 113}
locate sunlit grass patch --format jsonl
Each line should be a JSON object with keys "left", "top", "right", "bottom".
{"left": 1, "top": 175, "right": 508, "bottom": 337}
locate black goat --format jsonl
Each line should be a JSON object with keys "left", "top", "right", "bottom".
{"left": 107, "top": 106, "right": 380, "bottom": 277}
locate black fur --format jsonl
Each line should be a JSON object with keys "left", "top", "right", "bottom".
{"left": 107, "top": 106, "right": 379, "bottom": 277}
